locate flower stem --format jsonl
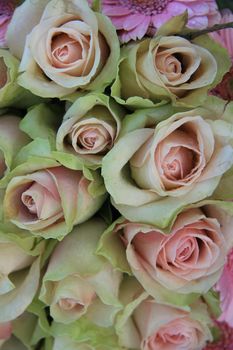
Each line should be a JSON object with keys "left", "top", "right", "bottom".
{"left": 183, "top": 22, "right": 233, "bottom": 40}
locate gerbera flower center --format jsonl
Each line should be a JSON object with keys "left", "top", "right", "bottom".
{"left": 119, "top": 0, "right": 173, "bottom": 15}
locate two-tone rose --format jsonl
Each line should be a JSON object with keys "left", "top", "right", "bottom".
{"left": 40, "top": 219, "right": 122, "bottom": 327}
{"left": 102, "top": 102, "right": 233, "bottom": 227}
{"left": 98, "top": 200, "right": 233, "bottom": 305}
{"left": 7, "top": 0, "right": 120, "bottom": 98}
{"left": 116, "top": 278, "right": 213, "bottom": 350}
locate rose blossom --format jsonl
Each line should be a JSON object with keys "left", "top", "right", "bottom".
{"left": 40, "top": 219, "right": 122, "bottom": 327}
{"left": 116, "top": 278, "right": 212, "bottom": 350}
{"left": 98, "top": 201, "right": 233, "bottom": 301}
{"left": 3, "top": 166, "right": 105, "bottom": 239}
{"left": 56, "top": 94, "right": 124, "bottom": 165}
{"left": 102, "top": 0, "right": 220, "bottom": 43}
{"left": 102, "top": 106, "right": 233, "bottom": 226}
{"left": 111, "top": 34, "right": 220, "bottom": 107}
{"left": 7, "top": 0, "right": 120, "bottom": 98}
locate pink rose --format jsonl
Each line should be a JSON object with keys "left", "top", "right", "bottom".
{"left": 4, "top": 166, "right": 105, "bottom": 239}
{"left": 107, "top": 202, "right": 233, "bottom": 299}
{"left": 116, "top": 278, "right": 212, "bottom": 350}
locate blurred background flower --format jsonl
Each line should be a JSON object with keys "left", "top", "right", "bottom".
{"left": 101, "top": 0, "right": 220, "bottom": 42}
{"left": 0, "top": 0, "right": 15, "bottom": 48}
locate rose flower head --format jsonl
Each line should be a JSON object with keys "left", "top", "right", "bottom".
{"left": 7, "top": 0, "right": 120, "bottom": 98}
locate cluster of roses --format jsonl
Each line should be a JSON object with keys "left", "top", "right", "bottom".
{"left": 0, "top": 0, "right": 233, "bottom": 349}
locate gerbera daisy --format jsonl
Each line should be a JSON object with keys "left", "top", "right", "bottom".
{"left": 0, "top": 0, "right": 15, "bottom": 48}
{"left": 102, "top": 0, "right": 221, "bottom": 42}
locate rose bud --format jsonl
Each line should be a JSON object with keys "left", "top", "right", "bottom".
{"left": 0, "top": 115, "right": 30, "bottom": 183}
{"left": 4, "top": 164, "right": 106, "bottom": 239}
{"left": 98, "top": 200, "right": 233, "bottom": 304}
{"left": 102, "top": 103, "right": 233, "bottom": 227}
{"left": 56, "top": 94, "right": 124, "bottom": 166}
{"left": 116, "top": 278, "right": 213, "bottom": 350}
{"left": 111, "top": 33, "right": 231, "bottom": 108}
{"left": 7, "top": 0, "right": 120, "bottom": 98}
{"left": 40, "top": 219, "right": 122, "bottom": 326}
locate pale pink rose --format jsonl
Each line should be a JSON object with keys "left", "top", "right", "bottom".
{"left": 117, "top": 280, "right": 212, "bottom": 350}
{"left": 3, "top": 166, "right": 104, "bottom": 238}
{"left": 102, "top": 0, "right": 220, "bottom": 42}
{"left": 130, "top": 112, "right": 233, "bottom": 197}
{"left": 115, "top": 204, "right": 233, "bottom": 296}
{"left": 0, "top": 1, "right": 15, "bottom": 48}
{"left": 215, "top": 248, "right": 233, "bottom": 327}
{"left": 210, "top": 9, "right": 233, "bottom": 61}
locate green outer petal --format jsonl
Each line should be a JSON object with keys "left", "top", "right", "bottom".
{"left": 6, "top": 0, "right": 50, "bottom": 59}
{"left": 0, "top": 258, "right": 40, "bottom": 322}
{"left": 1, "top": 337, "right": 28, "bottom": 350}
{"left": 86, "top": 14, "right": 120, "bottom": 92}
{"left": 0, "top": 116, "right": 30, "bottom": 188}
{"left": 12, "top": 311, "right": 38, "bottom": 349}
{"left": 27, "top": 299, "right": 51, "bottom": 345}
{"left": 51, "top": 318, "right": 123, "bottom": 350}
{"left": 203, "top": 289, "right": 221, "bottom": 319}
{"left": 156, "top": 12, "right": 188, "bottom": 36}
{"left": 112, "top": 178, "right": 220, "bottom": 227}
{"left": 20, "top": 104, "right": 62, "bottom": 148}
{"left": 96, "top": 217, "right": 131, "bottom": 275}
{"left": 40, "top": 219, "right": 122, "bottom": 309}
{"left": 0, "top": 49, "right": 44, "bottom": 109}
{"left": 119, "top": 104, "right": 186, "bottom": 137}
{"left": 192, "top": 34, "right": 231, "bottom": 92}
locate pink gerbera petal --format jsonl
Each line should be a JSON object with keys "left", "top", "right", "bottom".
{"left": 101, "top": 0, "right": 221, "bottom": 43}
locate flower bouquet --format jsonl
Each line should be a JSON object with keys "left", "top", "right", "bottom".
{"left": 0, "top": 0, "right": 233, "bottom": 349}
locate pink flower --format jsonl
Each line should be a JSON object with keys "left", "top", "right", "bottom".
{"left": 102, "top": 0, "right": 220, "bottom": 42}
{"left": 215, "top": 248, "right": 233, "bottom": 327}
{"left": 0, "top": 1, "right": 15, "bottom": 48}
{"left": 210, "top": 9, "right": 233, "bottom": 61}
{"left": 204, "top": 321, "right": 233, "bottom": 350}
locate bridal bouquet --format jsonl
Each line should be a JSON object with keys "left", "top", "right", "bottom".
{"left": 0, "top": 0, "right": 233, "bottom": 349}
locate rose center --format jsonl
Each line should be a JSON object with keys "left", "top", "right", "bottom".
{"left": 59, "top": 298, "right": 84, "bottom": 312}
{"left": 51, "top": 33, "right": 84, "bottom": 64}
{"left": 162, "top": 146, "right": 195, "bottom": 181}
{"left": 176, "top": 239, "right": 195, "bottom": 262}
{"left": 119, "top": 0, "right": 173, "bottom": 15}
{"left": 21, "top": 194, "right": 37, "bottom": 214}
